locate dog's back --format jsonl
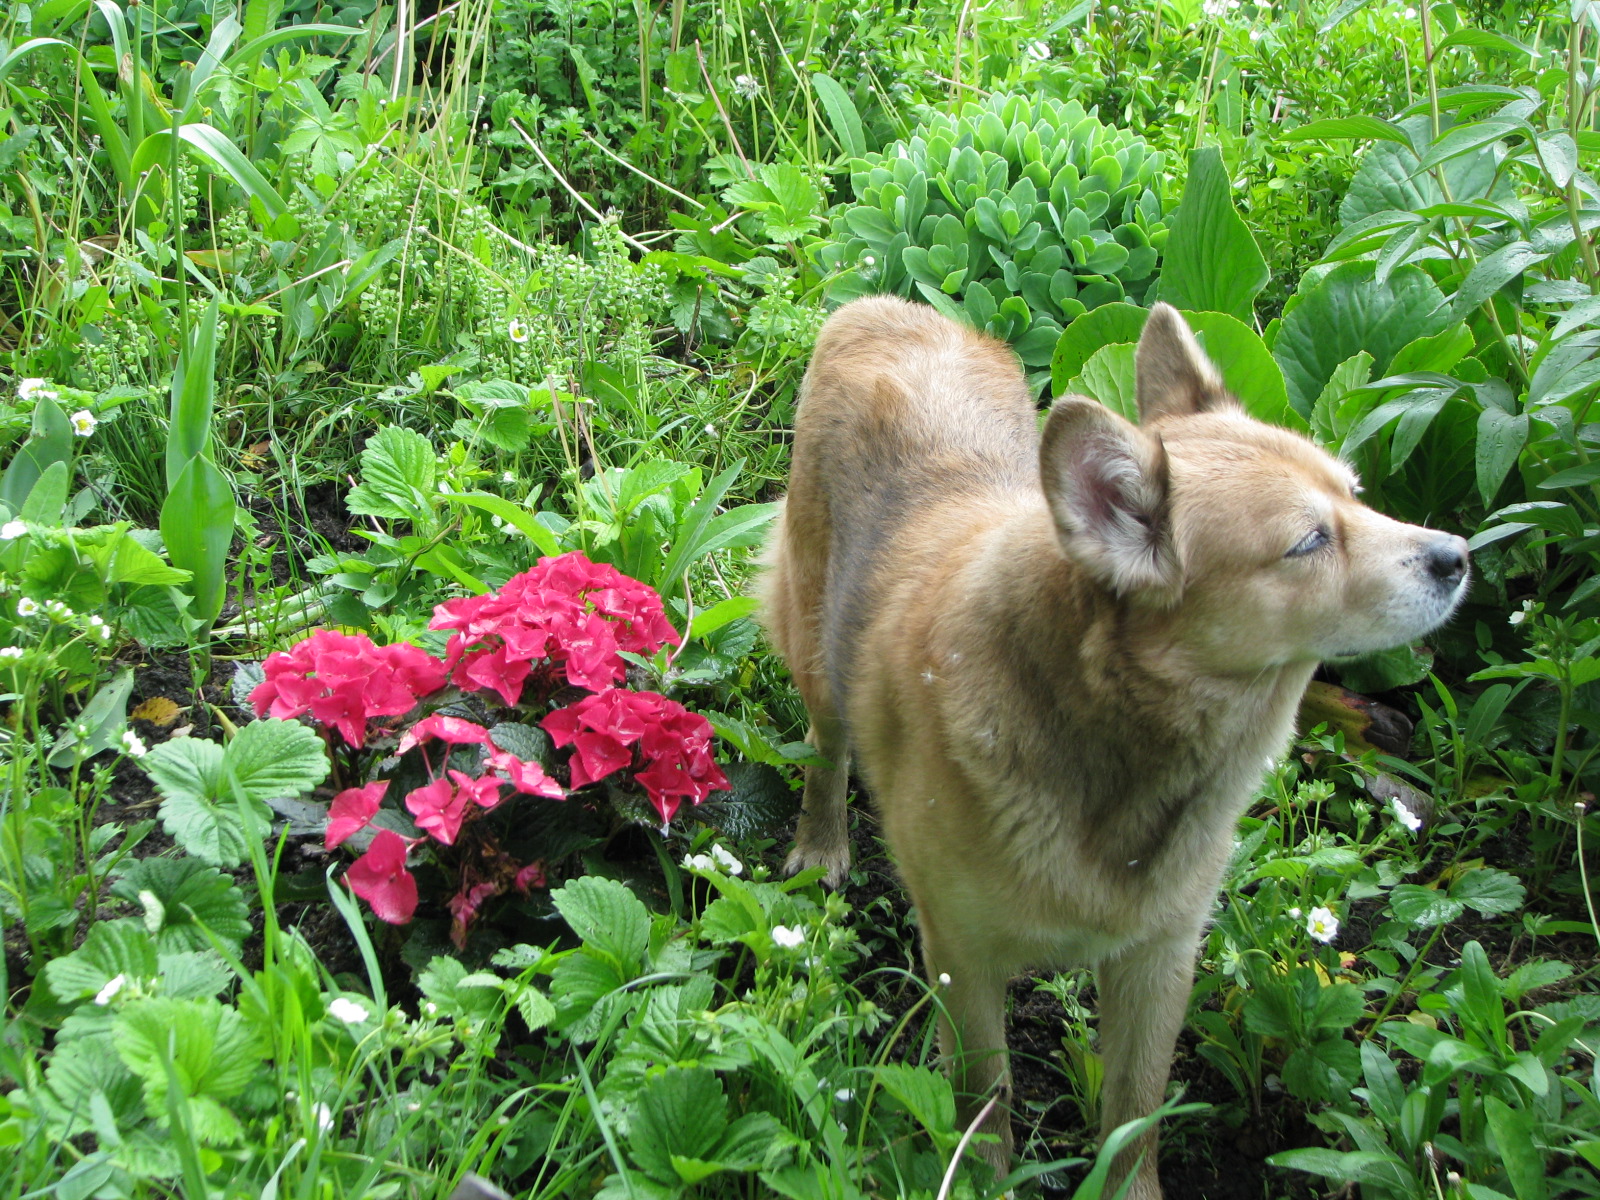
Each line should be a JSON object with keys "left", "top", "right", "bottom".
{"left": 766, "top": 297, "right": 1034, "bottom": 703}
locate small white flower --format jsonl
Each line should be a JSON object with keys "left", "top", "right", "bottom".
{"left": 1249, "top": 26, "right": 1263, "bottom": 41}
{"left": 508, "top": 317, "right": 531, "bottom": 344}
{"left": 1026, "top": 39, "right": 1051, "bottom": 60}
{"left": 0, "top": 647, "right": 22, "bottom": 660}
{"left": 328, "top": 997, "right": 370, "bottom": 1025}
{"left": 1509, "top": 600, "right": 1535, "bottom": 627}
{"left": 1390, "top": 796, "right": 1422, "bottom": 832}
{"left": 938, "top": 972, "right": 952, "bottom": 987}
{"left": 17, "top": 378, "right": 55, "bottom": 402}
{"left": 16, "top": 597, "right": 38, "bottom": 618}
{"left": 94, "top": 974, "right": 126, "bottom": 1006}
{"left": 423, "top": 1001, "right": 439, "bottom": 1016}
{"left": 1404, "top": 6, "right": 1417, "bottom": 17}
{"left": 834, "top": 1087, "right": 854, "bottom": 1102}
{"left": 45, "top": 600, "right": 72, "bottom": 619}
{"left": 862, "top": 255, "right": 876, "bottom": 267}
{"left": 501, "top": 471, "right": 517, "bottom": 484}
{"left": 771, "top": 924, "right": 805, "bottom": 948}
{"left": 733, "top": 73, "right": 762, "bottom": 99}
{"left": 0, "top": 520, "right": 25, "bottom": 540}
{"left": 704, "top": 423, "right": 717, "bottom": 436}
{"left": 1288, "top": 907, "right": 1302, "bottom": 919}
{"left": 681, "top": 852, "right": 715, "bottom": 872}
{"left": 1306, "top": 906, "right": 1340, "bottom": 944}
{"left": 312, "top": 1102, "right": 334, "bottom": 1132}
{"left": 119, "top": 730, "right": 147, "bottom": 758}
{"left": 710, "top": 844, "right": 743, "bottom": 876}
{"left": 69, "top": 409, "right": 97, "bottom": 437}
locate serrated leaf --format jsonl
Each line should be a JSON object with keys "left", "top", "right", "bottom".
{"left": 44, "top": 920, "right": 160, "bottom": 1005}
{"left": 873, "top": 1063, "right": 956, "bottom": 1137}
{"left": 1454, "top": 867, "right": 1524, "bottom": 916}
{"left": 114, "top": 997, "right": 264, "bottom": 1139}
{"left": 629, "top": 1067, "right": 729, "bottom": 1185}
{"left": 109, "top": 859, "right": 251, "bottom": 955}
{"left": 346, "top": 426, "right": 437, "bottom": 523}
{"left": 690, "top": 761, "right": 797, "bottom": 840}
{"left": 1389, "top": 883, "right": 1467, "bottom": 927}
{"left": 222, "top": 717, "right": 330, "bottom": 802}
{"left": 551, "top": 876, "right": 650, "bottom": 971}
{"left": 145, "top": 738, "right": 259, "bottom": 866}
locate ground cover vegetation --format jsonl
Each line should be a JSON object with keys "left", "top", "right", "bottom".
{"left": 0, "top": 0, "right": 1593, "bottom": 1194}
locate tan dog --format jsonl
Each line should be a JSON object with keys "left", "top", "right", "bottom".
{"left": 759, "top": 296, "right": 1469, "bottom": 1197}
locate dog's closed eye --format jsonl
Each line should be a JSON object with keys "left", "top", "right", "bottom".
{"left": 1285, "top": 527, "right": 1330, "bottom": 558}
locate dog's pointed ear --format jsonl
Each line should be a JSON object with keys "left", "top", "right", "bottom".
{"left": 1040, "top": 396, "right": 1182, "bottom": 598}
{"left": 1136, "top": 303, "right": 1237, "bottom": 423}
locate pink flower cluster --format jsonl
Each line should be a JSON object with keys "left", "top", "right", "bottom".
{"left": 326, "top": 716, "right": 564, "bottom": 924}
{"left": 430, "top": 552, "right": 680, "bottom": 705}
{"left": 249, "top": 631, "right": 447, "bottom": 748}
{"left": 543, "top": 689, "right": 729, "bottom": 823}
{"left": 253, "top": 553, "right": 728, "bottom": 936}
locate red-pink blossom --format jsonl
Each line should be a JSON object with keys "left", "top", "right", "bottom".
{"left": 346, "top": 829, "right": 418, "bottom": 924}
{"left": 514, "top": 861, "right": 547, "bottom": 891}
{"left": 250, "top": 630, "right": 447, "bottom": 747}
{"left": 404, "top": 776, "right": 472, "bottom": 846}
{"left": 448, "top": 769, "right": 506, "bottom": 811}
{"left": 485, "top": 749, "right": 565, "bottom": 798}
{"left": 430, "top": 552, "right": 680, "bottom": 702}
{"left": 448, "top": 881, "right": 502, "bottom": 949}
{"left": 327, "top": 780, "right": 388, "bottom": 850}
{"left": 543, "top": 689, "right": 730, "bottom": 822}
{"left": 397, "top": 715, "right": 492, "bottom": 755}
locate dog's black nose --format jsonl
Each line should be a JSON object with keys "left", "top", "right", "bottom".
{"left": 1424, "top": 535, "right": 1469, "bottom": 588}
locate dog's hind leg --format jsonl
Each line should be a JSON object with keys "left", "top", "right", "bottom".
{"left": 783, "top": 680, "right": 852, "bottom": 887}
{"left": 1096, "top": 933, "right": 1196, "bottom": 1200}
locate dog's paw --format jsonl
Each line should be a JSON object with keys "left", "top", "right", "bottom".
{"left": 784, "top": 843, "right": 851, "bottom": 888}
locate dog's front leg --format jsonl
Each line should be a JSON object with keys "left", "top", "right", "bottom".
{"left": 1096, "top": 933, "right": 1198, "bottom": 1200}
{"left": 923, "top": 932, "right": 1014, "bottom": 1175}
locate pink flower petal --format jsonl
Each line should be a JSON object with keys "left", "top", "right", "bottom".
{"left": 326, "top": 780, "right": 389, "bottom": 850}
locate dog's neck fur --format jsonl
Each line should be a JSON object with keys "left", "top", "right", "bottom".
{"left": 931, "top": 499, "right": 1313, "bottom": 885}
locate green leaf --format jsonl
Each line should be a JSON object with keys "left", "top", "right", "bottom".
{"left": 1273, "top": 262, "right": 1451, "bottom": 417}
{"left": 1158, "top": 148, "right": 1268, "bottom": 322}
{"left": 1268, "top": 1148, "right": 1414, "bottom": 1189}
{"left": 1051, "top": 302, "right": 1148, "bottom": 394}
{"left": 1484, "top": 1098, "right": 1547, "bottom": 1200}
{"left": 1453, "top": 867, "right": 1524, "bottom": 916}
{"left": 1453, "top": 241, "right": 1546, "bottom": 317}
{"left": 628, "top": 1067, "right": 728, "bottom": 1185}
{"left": 810, "top": 73, "right": 866, "bottom": 159}
{"left": 109, "top": 859, "right": 251, "bottom": 955}
{"left": 43, "top": 920, "right": 160, "bottom": 1005}
{"left": 0, "top": 396, "right": 73, "bottom": 515}
{"left": 550, "top": 876, "right": 650, "bottom": 972}
{"left": 443, "top": 491, "right": 561, "bottom": 556}
{"left": 1335, "top": 643, "right": 1432, "bottom": 693}
{"left": 19, "top": 460, "right": 68, "bottom": 525}
{"left": 689, "top": 761, "right": 798, "bottom": 840}
{"left": 1284, "top": 117, "right": 1414, "bottom": 148}
{"left": 166, "top": 298, "right": 221, "bottom": 487}
{"left": 346, "top": 426, "right": 438, "bottom": 524}
{"left": 49, "top": 668, "right": 135, "bottom": 766}
{"left": 873, "top": 1063, "right": 956, "bottom": 1138}
{"left": 160, "top": 456, "right": 236, "bottom": 625}
{"left": 1067, "top": 343, "right": 1139, "bottom": 420}
{"left": 129, "top": 124, "right": 286, "bottom": 222}
{"left": 115, "top": 997, "right": 264, "bottom": 1140}
{"left": 223, "top": 717, "right": 331, "bottom": 802}
{"left": 1340, "top": 115, "right": 1508, "bottom": 225}
{"left": 1185, "top": 311, "right": 1301, "bottom": 431}
{"left": 1476, "top": 406, "right": 1527, "bottom": 506}
{"left": 1389, "top": 884, "right": 1466, "bottom": 927}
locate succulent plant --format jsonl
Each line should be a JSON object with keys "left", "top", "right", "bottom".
{"left": 816, "top": 93, "right": 1169, "bottom": 369}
